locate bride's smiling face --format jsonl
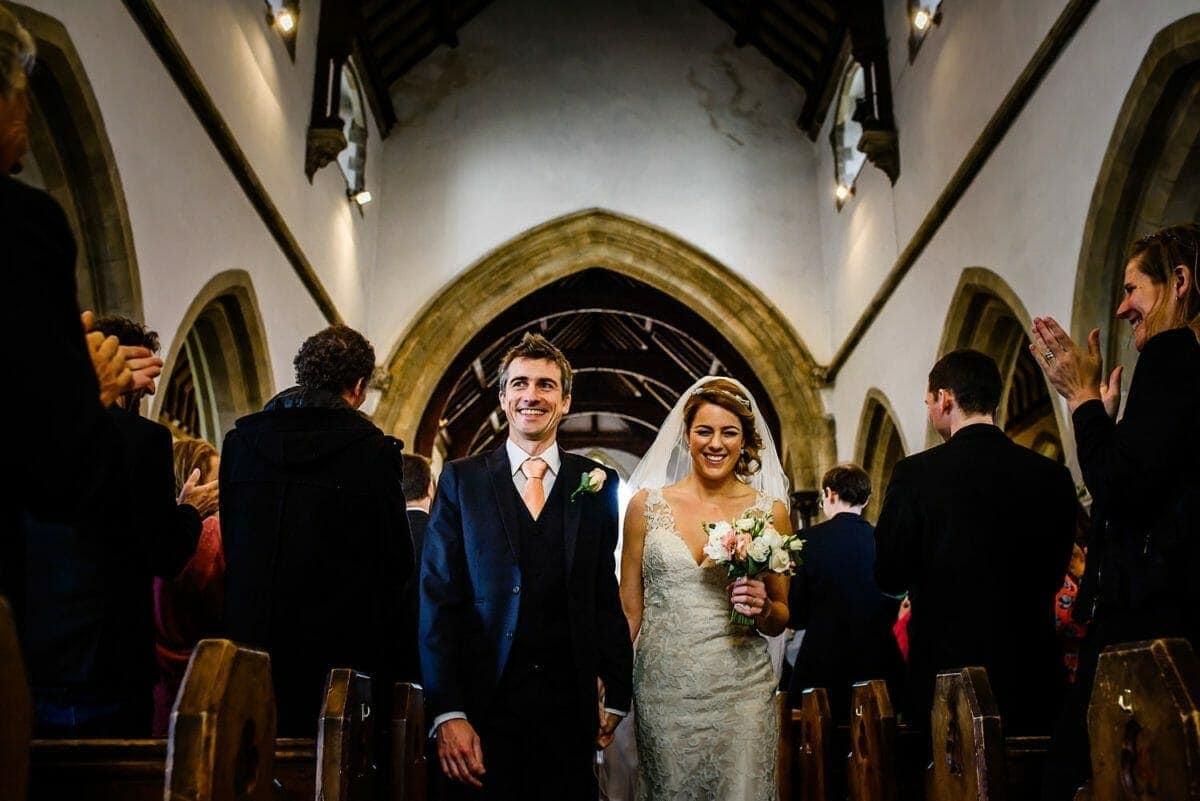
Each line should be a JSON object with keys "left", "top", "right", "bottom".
{"left": 686, "top": 403, "right": 744, "bottom": 482}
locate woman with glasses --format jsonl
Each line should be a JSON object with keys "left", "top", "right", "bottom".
{"left": 1031, "top": 223, "right": 1200, "bottom": 800}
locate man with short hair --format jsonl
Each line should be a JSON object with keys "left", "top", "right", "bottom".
{"left": 421, "top": 332, "right": 632, "bottom": 800}
{"left": 220, "top": 324, "right": 412, "bottom": 735}
{"left": 400, "top": 452, "right": 434, "bottom": 682}
{"left": 874, "top": 349, "right": 1076, "bottom": 733}
{"left": 787, "top": 464, "right": 904, "bottom": 721}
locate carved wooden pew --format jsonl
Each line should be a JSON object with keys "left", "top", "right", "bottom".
{"left": 164, "top": 637, "right": 278, "bottom": 800}
{"left": 28, "top": 638, "right": 317, "bottom": 801}
{"left": 317, "top": 668, "right": 376, "bottom": 801}
{"left": 0, "top": 596, "right": 32, "bottom": 801}
{"left": 927, "top": 667, "right": 1005, "bottom": 801}
{"left": 788, "top": 687, "right": 833, "bottom": 801}
{"left": 1084, "top": 637, "right": 1200, "bottom": 801}
{"left": 390, "top": 682, "right": 427, "bottom": 801}
{"left": 847, "top": 679, "right": 898, "bottom": 801}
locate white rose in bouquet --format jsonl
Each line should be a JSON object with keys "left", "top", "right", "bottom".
{"left": 769, "top": 546, "right": 792, "bottom": 573}
{"left": 746, "top": 538, "right": 770, "bottom": 562}
{"left": 759, "top": 529, "right": 784, "bottom": 550}
{"left": 734, "top": 516, "right": 758, "bottom": 533}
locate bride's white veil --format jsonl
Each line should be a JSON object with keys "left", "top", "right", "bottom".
{"left": 627, "top": 376, "right": 790, "bottom": 504}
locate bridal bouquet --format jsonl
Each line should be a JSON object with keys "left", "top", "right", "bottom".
{"left": 702, "top": 508, "right": 804, "bottom": 626}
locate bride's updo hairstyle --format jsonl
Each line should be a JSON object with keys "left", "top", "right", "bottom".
{"left": 682, "top": 378, "right": 763, "bottom": 479}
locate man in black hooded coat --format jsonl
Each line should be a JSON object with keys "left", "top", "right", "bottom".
{"left": 220, "top": 325, "right": 412, "bottom": 735}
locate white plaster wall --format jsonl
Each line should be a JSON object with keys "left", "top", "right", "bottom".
{"left": 15, "top": 0, "right": 336, "bottom": 393}
{"left": 370, "top": 0, "right": 829, "bottom": 362}
{"left": 154, "top": 0, "right": 381, "bottom": 327}
{"left": 819, "top": 0, "right": 1073, "bottom": 350}
{"left": 825, "top": 1, "right": 1199, "bottom": 475}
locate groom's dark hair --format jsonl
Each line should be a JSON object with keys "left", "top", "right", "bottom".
{"left": 497, "top": 332, "right": 573, "bottom": 396}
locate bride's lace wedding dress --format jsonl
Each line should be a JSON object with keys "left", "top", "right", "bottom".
{"left": 633, "top": 488, "right": 779, "bottom": 801}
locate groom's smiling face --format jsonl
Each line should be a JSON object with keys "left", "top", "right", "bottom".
{"left": 500, "top": 357, "right": 572, "bottom": 447}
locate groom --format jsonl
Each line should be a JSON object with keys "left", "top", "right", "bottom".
{"left": 420, "top": 333, "right": 632, "bottom": 800}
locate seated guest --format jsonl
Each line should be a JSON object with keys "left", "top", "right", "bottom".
{"left": 787, "top": 464, "right": 903, "bottom": 721}
{"left": 152, "top": 437, "right": 225, "bottom": 735}
{"left": 24, "top": 316, "right": 202, "bottom": 736}
{"left": 220, "top": 325, "right": 412, "bottom": 736}
{"left": 874, "top": 349, "right": 1076, "bottom": 734}
{"left": 400, "top": 453, "right": 434, "bottom": 683}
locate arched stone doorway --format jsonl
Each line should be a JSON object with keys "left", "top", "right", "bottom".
{"left": 8, "top": 3, "right": 142, "bottom": 317}
{"left": 377, "top": 209, "right": 834, "bottom": 491}
{"left": 1072, "top": 13, "right": 1200, "bottom": 399}
{"left": 854, "top": 388, "right": 907, "bottom": 524}
{"left": 152, "top": 271, "right": 274, "bottom": 446}
{"left": 931, "top": 268, "right": 1068, "bottom": 461}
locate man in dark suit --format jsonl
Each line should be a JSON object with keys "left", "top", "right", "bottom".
{"left": 874, "top": 349, "right": 1076, "bottom": 734}
{"left": 788, "top": 464, "right": 903, "bottom": 721}
{"left": 421, "top": 333, "right": 632, "bottom": 800}
{"left": 24, "top": 316, "right": 201, "bottom": 735}
{"left": 221, "top": 325, "right": 412, "bottom": 736}
{"left": 400, "top": 453, "right": 434, "bottom": 683}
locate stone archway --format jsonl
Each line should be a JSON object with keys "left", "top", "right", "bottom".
{"left": 932, "top": 268, "right": 1070, "bottom": 460}
{"left": 8, "top": 3, "right": 142, "bottom": 318}
{"left": 152, "top": 270, "right": 275, "bottom": 446}
{"left": 377, "top": 209, "right": 834, "bottom": 490}
{"left": 1072, "top": 13, "right": 1200, "bottom": 388}
{"left": 853, "top": 388, "right": 907, "bottom": 524}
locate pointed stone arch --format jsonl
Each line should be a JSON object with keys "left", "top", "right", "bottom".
{"left": 152, "top": 271, "right": 275, "bottom": 446}
{"left": 1072, "top": 13, "right": 1200, "bottom": 391}
{"left": 9, "top": 3, "right": 142, "bottom": 317}
{"left": 853, "top": 388, "right": 907, "bottom": 524}
{"left": 932, "top": 267, "right": 1069, "bottom": 460}
{"left": 377, "top": 209, "right": 834, "bottom": 490}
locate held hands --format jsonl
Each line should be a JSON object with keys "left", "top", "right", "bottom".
{"left": 595, "top": 678, "right": 623, "bottom": 749}
{"left": 597, "top": 710, "right": 621, "bottom": 750}
{"left": 1030, "top": 317, "right": 1122, "bottom": 416}
{"left": 437, "top": 718, "right": 485, "bottom": 788}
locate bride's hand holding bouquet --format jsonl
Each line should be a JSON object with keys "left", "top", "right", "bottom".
{"left": 701, "top": 507, "right": 804, "bottom": 626}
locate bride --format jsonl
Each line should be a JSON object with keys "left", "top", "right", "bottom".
{"left": 619, "top": 377, "right": 792, "bottom": 801}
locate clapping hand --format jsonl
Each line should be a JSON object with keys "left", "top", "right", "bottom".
{"left": 82, "top": 311, "right": 164, "bottom": 403}
{"left": 1030, "top": 317, "right": 1122, "bottom": 415}
{"left": 178, "top": 468, "right": 219, "bottom": 518}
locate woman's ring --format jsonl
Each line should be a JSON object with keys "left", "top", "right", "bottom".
{"left": 1043, "top": 350, "right": 1055, "bottom": 361}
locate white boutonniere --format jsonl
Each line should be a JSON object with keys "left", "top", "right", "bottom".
{"left": 570, "top": 467, "right": 607, "bottom": 502}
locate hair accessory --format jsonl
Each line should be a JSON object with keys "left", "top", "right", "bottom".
{"left": 692, "top": 385, "right": 751, "bottom": 409}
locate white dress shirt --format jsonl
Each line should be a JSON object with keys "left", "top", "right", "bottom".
{"left": 432, "top": 439, "right": 625, "bottom": 734}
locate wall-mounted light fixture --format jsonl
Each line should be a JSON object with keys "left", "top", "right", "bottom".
{"left": 264, "top": 0, "right": 298, "bottom": 60}
{"left": 907, "top": 0, "right": 943, "bottom": 61}
{"left": 351, "top": 189, "right": 373, "bottom": 206}
{"left": 274, "top": 8, "right": 296, "bottom": 33}
{"left": 835, "top": 183, "right": 853, "bottom": 203}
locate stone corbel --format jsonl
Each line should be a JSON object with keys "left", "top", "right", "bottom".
{"left": 304, "top": 125, "right": 347, "bottom": 182}
{"left": 858, "top": 127, "right": 900, "bottom": 184}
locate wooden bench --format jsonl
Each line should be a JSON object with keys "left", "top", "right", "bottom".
{"left": 1, "top": 596, "right": 32, "bottom": 801}
{"left": 1083, "top": 637, "right": 1200, "bottom": 801}
{"left": 317, "top": 668, "right": 376, "bottom": 801}
{"left": 390, "top": 682, "right": 427, "bottom": 801}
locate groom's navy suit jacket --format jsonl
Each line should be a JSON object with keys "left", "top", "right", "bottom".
{"left": 419, "top": 443, "right": 633, "bottom": 732}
